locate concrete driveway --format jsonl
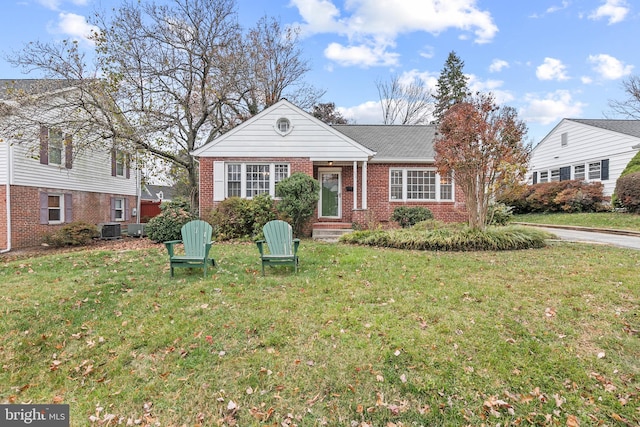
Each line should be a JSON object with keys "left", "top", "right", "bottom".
{"left": 525, "top": 224, "right": 640, "bottom": 250}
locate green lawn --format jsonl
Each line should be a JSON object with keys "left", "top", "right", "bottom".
{"left": 514, "top": 212, "right": 640, "bottom": 232}
{"left": 1, "top": 240, "right": 638, "bottom": 425}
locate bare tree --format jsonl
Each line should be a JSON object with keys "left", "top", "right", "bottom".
{"left": 376, "top": 74, "right": 433, "bottom": 125}
{"left": 2, "top": 0, "right": 321, "bottom": 208}
{"left": 609, "top": 75, "right": 640, "bottom": 119}
{"left": 240, "top": 16, "right": 324, "bottom": 116}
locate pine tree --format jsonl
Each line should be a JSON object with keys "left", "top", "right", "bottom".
{"left": 433, "top": 51, "right": 470, "bottom": 122}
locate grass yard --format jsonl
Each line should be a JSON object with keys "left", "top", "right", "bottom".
{"left": 0, "top": 239, "right": 638, "bottom": 426}
{"left": 514, "top": 212, "right": 640, "bottom": 232}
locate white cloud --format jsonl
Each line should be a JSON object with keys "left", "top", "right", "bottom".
{"left": 520, "top": 90, "right": 586, "bottom": 125}
{"left": 489, "top": 59, "right": 509, "bottom": 73}
{"left": 324, "top": 42, "right": 399, "bottom": 67}
{"left": 338, "top": 100, "right": 384, "bottom": 124}
{"left": 588, "top": 53, "right": 633, "bottom": 80}
{"left": 546, "top": 1, "right": 570, "bottom": 14}
{"left": 581, "top": 76, "right": 593, "bottom": 84}
{"left": 589, "top": 0, "right": 629, "bottom": 24}
{"left": 49, "top": 12, "right": 99, "bottom": 44}
{"left": 292, "top": 0, "right": 498, "bottom": 67}
{"left": 37, "top": 0, "right": 88, "bottom": 10}
{"left": 467, "top": 74, "right": 514, "bottom": 105}
{"left": 536, "top": 57, "right": 570, "bottom": 81}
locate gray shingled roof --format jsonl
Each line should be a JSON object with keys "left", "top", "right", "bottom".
{"left": 332, "top": 124, "right": 436, "bottom": 161}
{"left": 568, "top": 119, "right": 640, "bottom": 139}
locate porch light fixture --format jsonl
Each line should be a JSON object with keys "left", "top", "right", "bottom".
{"left": 328, "top": 161, "right": 333, "bottom": 166}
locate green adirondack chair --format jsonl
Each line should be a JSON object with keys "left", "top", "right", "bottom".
{"left": 256, "top": 220, "right": 300, "bottom": 275}
{"left": 164, "top": 220, "right": 215, "bottom": 277}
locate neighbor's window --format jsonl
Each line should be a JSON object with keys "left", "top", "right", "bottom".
{"left": 48, "top": 194, "right": 63, "bottom": 223}
{"left": 574, "top": 164, "right": 585, "bottom": 180}
{"left": 550, "top": 169, "right": 560, "bottom": 182}
{"left": 561, "top": 132, "right": 568, "bottom": 147}
{"left": 113, "top": 198, "right": 125, "bottom": 221}
{"left": 49, "top": 128, "right": 63, "bottom": 165}
{"left": 539, "top": 171, "right": 549, "bottom": 183}
{"left": 389, "top": 168, "right": 453, "bottom": 201}
{"left": 226, "top": 163, "right": 290, "bottom": 198}
{"left": 588, "top": 162, "right": 601, "bottom": 180}
{"left": 115, "top": 150, "right": 126, "bottom": 177}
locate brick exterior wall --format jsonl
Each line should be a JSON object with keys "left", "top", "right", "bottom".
{"left": 198, "top": 158, "right": 468, "bottom": 228}
{"left": 3, "top": 185, "right": 137, "bottom": 249}
{"left": 0, "top": 185, "right": 6, "bottom": 250}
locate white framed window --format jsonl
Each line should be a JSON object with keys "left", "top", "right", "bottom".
{"left": 113, "top": 198, "right": 125, "bottom": 221}
{"left": 48, "top": 194, "right": 63, "bottom": 224}
{"left": 588, "top": 162, "right": 601, "bottom": 180}
{"left": 225, "top": 163, "right": 290, "bottom": 198}
{"left": 49, "top": 128, "right": 63, "bottom": 165}
{"left": 115, "top": 150, "right": 126, "bottom": 177}
{"left": 574, "top": 164, "right": 585, "bottom": 180}
{"left": 550, "top": 169, "right": 560, "bottom": 182}
{"left": 275, "top": 117, "right": 292, "bottom": 135}
{"left": 539, "top": 171, "right": 548, "bottom": 183}
{"left": 389, "top": 168, "right": 453, "bottom": 201}
{"left": 561, "top": 132, "right": 568, "bottom": 147}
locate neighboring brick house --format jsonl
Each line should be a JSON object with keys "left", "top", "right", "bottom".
{"left": 192, "top": 99, "right": 467, "bottom": 235}
{"left": 0, "top": 80, "right": 140, "bottom": 251}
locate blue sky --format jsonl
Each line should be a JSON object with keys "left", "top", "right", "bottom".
{"left": 0, "top": 0, "right": 637, "bottom": 143}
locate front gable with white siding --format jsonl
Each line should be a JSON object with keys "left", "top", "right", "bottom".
{"left": 528, "top": 119, "right": 640, "bottom": 196}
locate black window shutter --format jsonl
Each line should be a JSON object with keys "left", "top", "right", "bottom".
{"left": 111, "top": 150, "right": 117, "bottom": 177}
{"left": 532, "top": 171, "right": 538, "bottom": 184}
{"left": 39, "top": 126, "right": 49, "bottom": 165}
{"left": 559, "top": 166, "right": 571, "bottom": 181}
{"left": 601, "top": 159, "right": 609, "bottom": 180}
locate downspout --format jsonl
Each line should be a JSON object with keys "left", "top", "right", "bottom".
{"left": 1, "top": 140, "right": 12, "bottom": 253}
{"left": 135, "top": 150, "right": 141, "bottom": 225}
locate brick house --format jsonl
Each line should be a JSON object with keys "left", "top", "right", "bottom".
{"left": 0, "top": 80, "right": 140, "bottom": 251}
{"left": 192, "top": 99, "right": 467, "bottom": 235}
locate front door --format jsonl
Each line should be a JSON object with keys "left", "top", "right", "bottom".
{"left": 319, "top": 170, "right": 341, "bottom": 218}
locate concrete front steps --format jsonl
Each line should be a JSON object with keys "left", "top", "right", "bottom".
{"left": 312, "top": 222, "right": 353, "bottom": 242}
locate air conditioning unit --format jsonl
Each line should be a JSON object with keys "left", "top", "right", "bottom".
{"left": 127, "top": 223, "right": 146, "bottom": 237}
{"left": 100, "top": 223, "right": 122, "bottom": 240}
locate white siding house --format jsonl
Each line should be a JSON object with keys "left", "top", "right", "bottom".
{"left": 1, "top": 79, "right": 140, "bottom": 251}
{"left": 528, "top": 119, "right": 640, "bottom": 197}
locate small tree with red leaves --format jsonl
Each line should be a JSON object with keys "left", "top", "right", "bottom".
{"left": 435, "top": 92, "right": 530, "bottom": 230}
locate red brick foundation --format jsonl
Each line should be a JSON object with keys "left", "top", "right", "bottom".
{"left": 2, "top": 185, "right": 137, "bottom": 249}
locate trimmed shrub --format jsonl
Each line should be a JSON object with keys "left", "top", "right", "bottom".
{"left": 145, "top": 200, "right": 197, "bottom": 242}
{"left": 275, "top": 173, "right": 320, "bottom": 237}
{"left": 615, "top": 171, "right": 640, "bottom": 213}
{"left": 391, "top": 206, "right": 433, "bottom": 228}
{"left": 206, "top": 194, "right": 277, "bottom": 240}
{"left": 43, "top": 222, "right": 99, "bottom": 247}
{"left": 487, "top": 202, "right": 514, "bottom": 225}
{"left": 340, "top": 225, "right": 550, "bottom": 251}
{"left": 498, "top": 180, "right": 609, "bottom": 213}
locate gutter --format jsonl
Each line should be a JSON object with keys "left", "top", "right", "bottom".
{"left": 1, "top": 140, "right": 12, "bottom": 253}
